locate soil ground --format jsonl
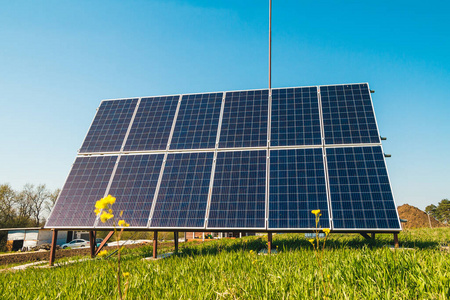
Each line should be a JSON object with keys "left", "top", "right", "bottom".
{"left": 397, "top": 204, "right": 446, "bottom": 229}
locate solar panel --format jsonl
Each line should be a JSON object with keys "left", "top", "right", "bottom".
{"left": 219, "top": 90, "right": 268, "bottom": 148}
{"left": 150, "top": 152, "right": 213, "bottom": 228}
{"left": 97, "top": 154, "right": 164, "bottom": 228}
{"left": 124, "top": 96, "right": 179, "bottom": 151}
{"left": 47, "top": 83, "right": 400, "bottom": 234}
{"left": 271, "top": 87, "right": 322, "bottom": 146}
{"left": 321, "top": 84, "right": 380, "bottom": 145}
{"left": 207, "top": 150, "right": 266, "bottom": 229}
{"left": 170, "top": 93, "right": 223, "bottom": 149}
{"left": 268, "top": 148, "right": 329, "bottom": 229}
{"left": 79, "top": 99, "right": 138, "bottom": 153}
{"left": 326, "top": 146, "right": 400, "bottom": 230}
{"left": 46, "top": 156, "right": 117, "bottom": 227}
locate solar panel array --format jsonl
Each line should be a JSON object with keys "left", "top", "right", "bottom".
{"left": 46, "top": 83, "right": 401, "bottom": 232}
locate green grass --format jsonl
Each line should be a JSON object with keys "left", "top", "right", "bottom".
{"left": 1, "top": 228, "right": 449, "bottom": 299}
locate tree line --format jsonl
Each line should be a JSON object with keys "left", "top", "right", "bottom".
{"left": 425, "top": 199, "right": 450, "bottom": 224}
{"left": 0, "top": 183, "right": 59, "bottom": 229}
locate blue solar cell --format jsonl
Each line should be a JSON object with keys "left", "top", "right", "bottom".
{"left": 327, "top": 146, "right": 400, "bottom": 229}
{"left": 269, "top": 148, "right": 329, "bottom": 229}
{"left": 208, "top": 150, "right": 266, "bottom": 229}
{"left": 46, "top": 156, "right": 117, "bottom": 227}
{"left": 124, "top": 96, "right": 179, "bottom": 151}
{"left": 170, "top": 93, "right": 222, "bottom": 149}
{"left": 80, "top": 99, "right": 138, "bottom": 153}
{"left": 97, "top": 154, "right": 164, "bottom": 228}
{"left": 271, "top": 87, "right": 322, "bottom": 146}
{"left": 150, "top": 152, "right": 213, "bottom": 228}
{"left": 219, "top": 90, "right": 268, "bottom": 148}
{"left": 321, "top": 84, "right": 380, "bottom": 145}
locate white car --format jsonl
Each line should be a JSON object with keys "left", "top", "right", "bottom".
{"left": 61, "top": 239, "right": 90, "bottom": 249}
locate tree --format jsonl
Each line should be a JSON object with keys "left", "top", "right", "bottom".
{"left": 45, "top": 188, "right": 60, "bottom": 215}
{"left": 435, "top": 199, "right": 450, "bottom": 224}
{"left": 425, "top": 204, "right": 437, "bottom": 218}
{"left": 0, "top": 184, "right": 17, "bottom": 228}
{"left": 18, "top": 184, "right": 51, "bottom": 226}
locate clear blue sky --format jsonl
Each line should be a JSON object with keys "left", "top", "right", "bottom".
{"left": 0, "top": 0, "right": 449, "bottom": 210}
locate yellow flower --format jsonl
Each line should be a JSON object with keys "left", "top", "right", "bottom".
{"left": 98, "top": 250, "right": 108, "bottom": 257}
{"left": 94, "top": 208, "right": 101, "bottom": 215}
{"left": 104, "top": 194, "right": 116, "bottom": 205}
{"left": 118, "top": 220, "right": 130, "bottom": 227}
{"left": 122, "top": 272, "right": 130, "bottom": 277}
{"left": 323, "top": 228, "right": 331, "bottom": 236}
{"left": 311, "top": 209, "right": 321, "bottom": 216}
{"left": 308, "top": 239, "right": 315, "bottom": 245}
{"left": 95, "top": 198, "right": 108, "bottom": 210}
{"left": 100, "top": 211, "right": 114, "bottom": 223}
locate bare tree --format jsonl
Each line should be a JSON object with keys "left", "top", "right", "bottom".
{"left": 45, "top": 188, "right": 60, "bottom": 215}
{"left": 18, "top": 184, "right": 50, "bottom": 226}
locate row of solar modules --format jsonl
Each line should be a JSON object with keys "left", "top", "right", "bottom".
{"left": 79, "top": 83, "right": 380, "bottom": 154}
{"left": 46, "top": 146, "right": 400, "bottom": 230}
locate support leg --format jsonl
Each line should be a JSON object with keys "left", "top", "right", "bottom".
{"left": 174, "top": 232, "right": 178, "bottom": 253}
{"left": 371, "top": 233, "right": 376, "bottom": 240}
{"left": 394, "top": 233, "right": 399, "bottom": 248}
{"left": 49, "top": 230, "right": 58, "bottom": 266}
{"left": 153, "top": 231, "right": 158, "bottom": 259}
{"left": 89, "top": 231, "right": 96, "bottom": 258}
{"left": 95, "top": 231, "right": 114, "bottom": 256}
{"left": 268, "top": 232, "right": 272, "bottom": 255}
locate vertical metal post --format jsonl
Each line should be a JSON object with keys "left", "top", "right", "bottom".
{"left": 89, "top": 231, "right": 96, "bottom": 258}
{"left": 394, "top": 233, "right": 399, "bottom": 248}
{"left": 268, "top": 232, "right": 272, "bottom": 255}
{"left": 174, "top": 232, "right": 179, "bottom": 253}
{"left": 371, "top": 233, "right": 376, "bottom": 240}
{"left": 49, "top": 230, "right": 58, "bottom": 266}
{"left": 153, "top": 231, "right": 158, "bottom": 259}
{"left": 269, "top": 0, "right": 272, "bottom": 90}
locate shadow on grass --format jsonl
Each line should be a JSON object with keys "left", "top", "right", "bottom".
{"left": 162, "top": 233, "right": 444, "bottom": 258}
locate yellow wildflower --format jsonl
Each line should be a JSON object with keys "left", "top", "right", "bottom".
{"left": 311, "top": 209, "right": 320, "bottom": 216}
{"left": 122, "top": 272, "right": 130, "bottom": 277}
{"left": 100, "top": 211, "right": 114, "bottom": 223}
{"left": 118, "top": 220, "right": 130, "bottom": 227}
{"left": 308, "top": 239, "right": 315, "bottom": 245}
{"left": 323, "top": 228, "right": 331, "bottom": 236}
{"left": 98, "top": 250, "right": 108, "bottom": 257}
{"left": 94, "top": 208, "right": 101, "bottom": 215}
{"left": 95, "top": 198, "right": 108, "bottom": 210}
{"left": 104, "top": 194, "right": 116, "bottom": 205}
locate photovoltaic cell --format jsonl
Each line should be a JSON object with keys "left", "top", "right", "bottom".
{"left": 321, "top": 84, "right": 380, "bottom": 145}
{"left": 150, "top": 152, "right": 213, "bottom": 228}
{"left": 46, "top": 156, "right": 117, "bottom": 227}
{"left": 170, "top": 93, "right": 222, "bottom": 149}
{"left": 219, "top": 90, "right": 268, "bottom": 148}
{"left": 269, "top": 148, "right": 329, "bottom": 229}
{"left": 271, "top": 87, "right": 322, "bottom": 146}
{"left": 79, "top": 99, "right": 138, "bottom": 153}
{"left": 208, "top": 150, "right": 266, "bottom": 229}
{"left": 326, "top": 146, "right": 400, "bottom": 229}
{"left": 124, "top": 96, "right": 179, "bottom": 151}
{"left": 97, "top": 154, "right": 164, "bottom": 228}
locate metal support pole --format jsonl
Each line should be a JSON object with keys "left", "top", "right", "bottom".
{"left": 268, "top": 232, "right": 272, "bottom": 255}
{"left": 89, "top": 231, "right": 96, "bottom": 258}
{"left": 153, "top": 231, "right": 158, "bottom": 259}
{"left": 394, "top": 233, "right": 399, "bottom": 248}
{"left": 49, "top": 229, "right": 58, "bottom": 266}
{"left": 268, "top": 0, "right": 272, "bottom": 90}
{"left": 174, "top": 232, "right": 178, "bottom": 253}
{"left": 371, "top": 232, "right": 376, "bottom": 240}
{"left": 95, "top": 231, "right": 114, "bottom": 256}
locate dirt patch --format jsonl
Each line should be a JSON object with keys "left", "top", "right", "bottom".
{"left": 397, "top": 204, "right": 446, "bottom": 229}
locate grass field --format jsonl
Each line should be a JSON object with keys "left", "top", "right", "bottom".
{"left": 1, "top": 228, "right": 449, "bottom": 299}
